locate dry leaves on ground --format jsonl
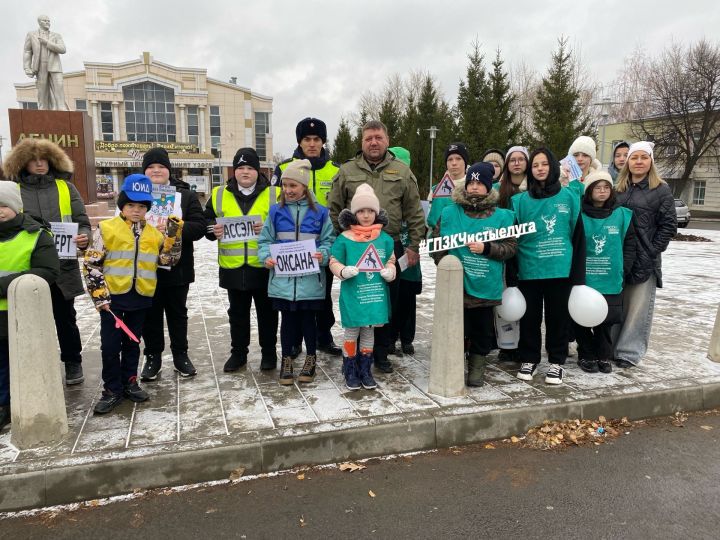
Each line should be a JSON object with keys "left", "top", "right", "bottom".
{"left": 521, "top": 416, "right": 633, "bottom": 450}
{"left": 368, "top": 490, "right": 376, "bottom": 498}
{"left": 339, "top": 462, "right": 367, "bottom": 472}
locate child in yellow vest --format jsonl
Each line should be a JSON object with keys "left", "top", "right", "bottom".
{"left": 84, "top": 175, "right": 182, "bottom": 415}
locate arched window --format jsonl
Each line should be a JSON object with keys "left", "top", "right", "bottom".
{"left": 123, "top": 81, "right": 176, "bottom": 142}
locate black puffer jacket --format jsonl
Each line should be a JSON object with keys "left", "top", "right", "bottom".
{"left": 615, "top": 178, "right": 676, "bottom": 287}
{"left": 157, "top": 176, "right": 207, "bottom": 287}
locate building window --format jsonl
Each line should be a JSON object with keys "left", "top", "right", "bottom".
{"left": 123, "top": 81, "right": 176, "bottom": 143}
{"left": 75, "top": 99, "right": 87, "bottom": 111}
{"left": 210, "top": 105, "right": 221, "bottom": 156}
{"left": 20, "top": 102, "right": 38, "bottom": 109}
{"left": 100, "top": 102, "right": 114, "bottom": 141}
{"left": 187, "top": 105, "right": 199, "bottom": 146}
{"left": 693, "top": 180, "right": 706, "bottom": 205}
{"left": 255, "top": 112, "right": 270, "bottom": 161}
{"left": 212, "top": 165, "right": 223, "bottom": 186}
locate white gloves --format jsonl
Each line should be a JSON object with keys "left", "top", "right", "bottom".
{"left": 341, "top": 266, "right": 359, "bottom": 280}
{"left": 380, "top": 267, "right": 395, "bottom": 282}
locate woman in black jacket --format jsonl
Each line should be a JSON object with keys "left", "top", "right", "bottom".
{"left": 614, "top": 141, "right": 676, "bottom": 367}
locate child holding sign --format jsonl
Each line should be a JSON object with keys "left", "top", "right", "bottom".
{"left": 83, "top": 175, "right": 183, "bottom": 414}
{"left": 431, "top": 163, "right": 517, "bottom": 387}
{"left": 258, "top": 160, "right": 334, "bottom": 386}
{"left": 329, "top": 185, "right": 396, "bottom": 390}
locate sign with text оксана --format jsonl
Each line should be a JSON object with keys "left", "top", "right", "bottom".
{"left": 50, "top": 222, "right": 79, "bottom": 259}
{"left": 269, "top": 239, "right": 320, "bottom": 277}
{"left": 419, "top": 221, "right": 537, "bottom": 255}
{"left": 217, "top": 216, "right": 262, "bottom": 244}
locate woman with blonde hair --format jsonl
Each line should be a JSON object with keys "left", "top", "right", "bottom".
{"left": 613, "top": 141, "right": 676, "bottom": 368}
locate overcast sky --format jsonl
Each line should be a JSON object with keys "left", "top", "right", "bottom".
{"left": 1, "top": 0, "right": 718, "bottom": 162}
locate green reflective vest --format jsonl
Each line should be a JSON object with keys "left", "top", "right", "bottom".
{"left": 331, "top": 232, "right": 395, "bottom": 328}
{"left": 582, "top": 207, "right": 632, "bottom": 294}
{"left": 55, "top": 180, "right": 72, "bottom": 222}
{"left": 211, "top": 185, "right": 277, "bottom": 269}
{"left": 279, "top": 158, "right": 338, "bottom": 207}
{"left": 439, "top": 204, "right": 515, "bottom": 301}
{"left": 0, "top": 229, "right": 41, "bottom": 311}
{"left": 511, "top": 189, "right": 580, "bottom": 280}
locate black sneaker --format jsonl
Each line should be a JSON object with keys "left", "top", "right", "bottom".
{"left": 545, "top": 365, "right": 564, "bottom": 385}
{"left": 317, "top": 341, "right": 342, "bottom": 356}
{"left": 297, "top": 354, "right": 317, "bottom": 383}
{"left": 374, "top": 357, "right": 394, "bottom": 373}
{"left": 578, "top": 358, "right": 599, "bottom": 373}
{"left": 141, "top": 353, "right": 162, "bottom": 381}
{"left": 615, "top": 359, "right": 635, "bottom": 369}
{"left": 289, "top": 345, "right": 301, "bottom": 360}
{"left": 597, "top": 359, "right": 613, "bottom": 373}
{"left": 498, "top": 349, "right": 519, "bottom": 363}
{"left": 94, "top": 392, "right": 124, "bottom": 414}
{"left": 64, "top": 362, "right": 85, "bottom": 385}
{"left": 279, "top": 356, "right": 294, "bottom": 386}
{"left": 173, "top": 352, "right": 197, "bottom": 377}
{"left": 388, "top": 342, "right": 401, "bottom": 356}
{"left": 223, "top": 353, "right": 247, "bottom": 372}
{"left": 401, "top": 343, "right": 415, "bottom": 355}
{"left": 0, "top": 405, "right": 10, "bottom": 430}
{"left": 124, "top": 378, "right": 150, "bottom": 402}
{"left": 517, "top": 363, "right": 538, "bottom": 381}
{"left": 260, "top": 351, "right": 278, "bottom": 371}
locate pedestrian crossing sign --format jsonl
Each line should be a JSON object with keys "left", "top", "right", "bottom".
{"left": 356, "top": 244, "right": 384, "bottom": 272}
{"left": 432, "top": 174, "right": 455, "bottom": 198}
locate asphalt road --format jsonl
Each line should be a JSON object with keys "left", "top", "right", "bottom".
{"left": 3, "top": 411, "right": 720, "bottom": 539}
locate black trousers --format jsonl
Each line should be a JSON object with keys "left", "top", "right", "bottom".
{"left": 391, "top": 279, "right": 421, "bottom": 345}
{"left": 0, "top": 339, "right": 9, "bottom": 406}
{"left": 100, "top": 308, "right": 146, "bottom": 394}
{"left": 575, "top": 322, "right": 613, "bottom": 361}
{"left": 296, "top": 267, "right": 337, "bottom": 347}
{"left": 142, "top": 284, "right": 190, "bottom": 357}
{"left": 50, "top": 284, "right": 83, "bottom": 364}
{"left": 518, "top": 278, "right": 571, "bottom": 365}
{"left": 464, "top": 306, "right": 495, "bottom": 355}
{"left": 227, "top": 286, "right": 278, "bottom": 357}
{"left": 374, "top": 241, "right": 404, "bottom": 363}
{"left": 281, "top": 309, "right": 318, "bottom": 357}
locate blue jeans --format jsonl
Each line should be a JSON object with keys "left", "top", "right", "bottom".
{"left": 614, "top": 278, "right": 657, "bottom": 365}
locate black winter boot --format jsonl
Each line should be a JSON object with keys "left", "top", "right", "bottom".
{"left": 279, "top": 356, "right": 294, "bottom": 386}
{"left": 298, "top": 355, "right": 317, "bottom": 383}
{"left": 467, "top": 354, "right": 487, "bottom": 387}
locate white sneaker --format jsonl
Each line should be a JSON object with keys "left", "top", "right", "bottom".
{"left": 545, "top": 365, "right": 564, "bottom": 385}
{"left": 517, "top": 363, "right": 538, "bottom": 381}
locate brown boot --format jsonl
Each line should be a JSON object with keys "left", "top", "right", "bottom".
{"left": 297, "top": 354, "right": 317, "bottom": 383}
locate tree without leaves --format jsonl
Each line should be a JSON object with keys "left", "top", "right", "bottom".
{"left": 331, "top": 118, "right": 356, "bottom": 163}
{"left": 531, "top": 36, "right": 592, "bottom": 157}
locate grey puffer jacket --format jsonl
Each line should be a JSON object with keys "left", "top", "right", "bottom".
{"left": 18, "top": 171, "right": 91, "bottom": 299}
{"left": 616, "top": 177, "right": 676, "bottom": 288}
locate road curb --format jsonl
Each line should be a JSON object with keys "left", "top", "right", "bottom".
{"left": 2, "top": 383, "right": 719, "bottom": 512}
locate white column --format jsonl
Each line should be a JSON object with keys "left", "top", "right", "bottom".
{"left": 110, "top": 167, "right": 121, "bottom": 193}
{"left": 178, "top": 104, "right": 187, "bottom": 143}
{"left": 90, "top": 100, "right": 100, "bottom": 141}
{"left": 111, "top": 101, "right": 120, "bottom": 141}
{"left": 198, "top": 105, "right": 206, "bottom": 152}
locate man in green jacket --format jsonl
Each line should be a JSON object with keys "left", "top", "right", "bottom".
{"left": 328, "top": 120, "right": 426, "bottom": 373}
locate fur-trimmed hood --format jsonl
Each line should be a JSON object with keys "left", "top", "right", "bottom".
{"left": 337, "top": 207, "right": 389, "bottom": 231}
{"left": 451, "top": 183, "right": 499, "bottom": 211}
{"left": 2, "top": 138, "right": 74, "bottom": 179}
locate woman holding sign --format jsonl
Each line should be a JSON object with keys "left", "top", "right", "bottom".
{"left": 258, "top": 159, "right": 334, "bottom": 386}
{"left": 3, "top": 138, "right": 90, "bottom": 386}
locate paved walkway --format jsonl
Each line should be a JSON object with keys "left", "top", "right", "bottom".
{"left": 1, "top": 229, "right": 719, "bottom": 511}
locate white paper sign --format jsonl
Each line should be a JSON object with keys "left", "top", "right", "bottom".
{"left": 397, "top": 253, "right": 409, "bottom": 273}
{"left": 217, "top": 216, "right": 261, "bottom": 244}
{"left": 50, "top": 222, "right": 79, "bottom": 259}
{"left": 269, "top": 239, "right": 320, "bottom": 277}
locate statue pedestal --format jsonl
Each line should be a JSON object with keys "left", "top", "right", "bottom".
{"left": 8, "top": 109, "right": 97, "bottom": 204}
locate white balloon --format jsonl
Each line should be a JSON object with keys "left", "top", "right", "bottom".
{"left": 496, "top": 287, "right": 526, "bottom": 322}
{"left": 568, "top": 285, "right": 608, "bottom": 327}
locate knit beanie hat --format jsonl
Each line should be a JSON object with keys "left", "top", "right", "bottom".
{"left": 583, "top": 170, "right": 614, "bottom": 193}
{"left": 482, "top": 149, "right": 505, "bottom": 172}
{"left": 281, "top": 159, "right": 311, "bottom": 186}
{"left": 350, "top": 183, "right": 380, "bottom": 214}
{"left": 142, "top": 147, "right": 172, "bottom": 172}
{"left": 568, "top": 136, "right": 597, "bottom": 160}
{"left": 295, "top": 117, "right": 327, "bottom": 143}
{"left": 505, "top": 145, "right": 529, "bottom": 162}
{"left": 464, "top": 162, "right": 494, "bottom": 193}
{"left": 444, "top": 142, "right": 469, "bottom": 167}
{"left": 627, "top": 141, "right": 655, "bottom": 161}
{"left": 389, "top": 146, "right": 411, "bottom": 166}
{"left": 0, "top": 181, "right": 23, "bottom": 214}
{"left": 233, "top": 147, "right": 261, "bottom": 172}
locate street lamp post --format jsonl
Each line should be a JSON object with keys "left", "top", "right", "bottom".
{"left": 426, "top": 125, "right": 438, "bottom": 187}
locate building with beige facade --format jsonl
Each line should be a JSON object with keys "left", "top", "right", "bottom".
{"left": 14, "top": 52, "right": 273, "bottom": 196}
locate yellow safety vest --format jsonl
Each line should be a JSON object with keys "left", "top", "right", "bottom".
{"left": 55, "top": 180, "right": 72, "bottom": 222}
{"left": 211, "top": 185, "right": 277, "bottom": 269}
{"left": 279, "top": 158, "right": 338, "bottom": 206}
{"left": 99, "top": 216, "right": 164, "bottom": 297}
{"left": 0, "top": 230, "right": 41, "bottom": 311}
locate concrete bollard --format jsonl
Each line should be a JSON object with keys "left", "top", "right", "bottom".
{"left": 709, "top": 303, "right": 720, "bottom": 363}
{"left": 428, "top": 255, "right": 466, "bottom": 398}
{"left": 8, "top": 274, "right": 68, "bottom": 449}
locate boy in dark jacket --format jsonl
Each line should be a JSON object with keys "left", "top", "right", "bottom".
{"left": 139, "top": 147, "right": 207, "bottom": 380}
{"left": 0, "top": 181, "right": 60, "bottom": 430}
